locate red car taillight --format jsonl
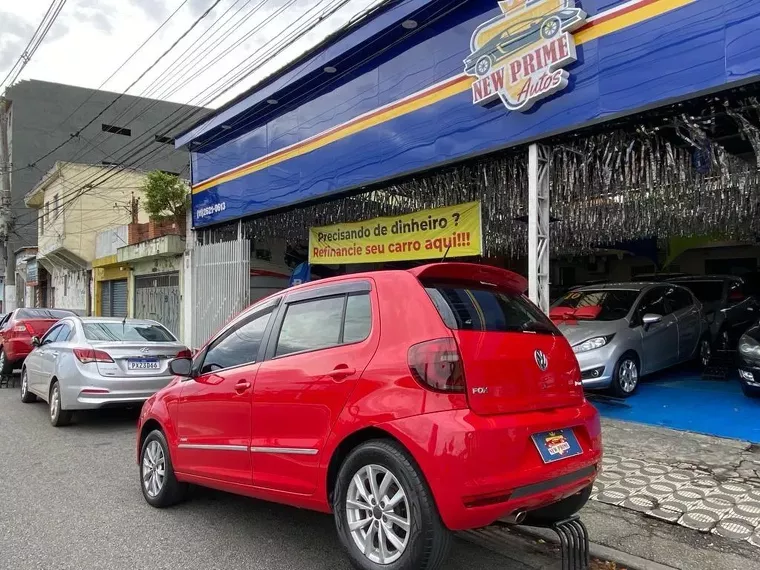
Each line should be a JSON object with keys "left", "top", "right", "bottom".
{"left": 176, "top": 348, "right": 192, "bottom": 359}
{"left": 13, "top": 322, "right": 33, "bottom": 334}
{"left": 74, "top": 348, "right": 114, "bottom": 364}
{"left": 407, "top": 338, "right": 465, "bottom": 393}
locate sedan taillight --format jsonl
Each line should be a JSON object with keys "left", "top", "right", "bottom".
{"left": 13, "top": 322, "right": 33, "bottom": 334}
{"left": 176, "top": 348, "right": 192, "bottom": 359}
{"left": 74, "top": 348, "right": 114, "bottom": 364}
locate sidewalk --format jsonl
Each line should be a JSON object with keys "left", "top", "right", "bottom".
{"left": 585, "top": 418, "right": 760, "bottom": 568}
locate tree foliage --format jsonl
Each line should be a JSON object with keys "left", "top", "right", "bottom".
{"left": 141, "top": 170, "right": 189, "bottom": 222}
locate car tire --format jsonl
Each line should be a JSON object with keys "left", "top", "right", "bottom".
{"left": 524, "top": 484, "right": 593, "bottom": 525}
{"left": 20, "top": 368, "right": 36, "bottom": 403}
{"left": 475, "top": 56, "right": 492, "bottom": 77}
{"left": 49, "top": 381, "right": 73, "bottom": 427}
{"left": 540, "top": 17, "right": 562, "bottom": 39}
{"left": 609, "top": 353, "right": 639, "bottom": 398}
{"left": 140, "top": 429, "right": 188, "bottom": 508}
{"left": 333, "top": 439, "right": 451, "bottom": 570}
{"left": 0, "top": 347, "right": 14, "bottom": 375}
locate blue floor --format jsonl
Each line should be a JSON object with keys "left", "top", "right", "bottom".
{"left": 589, "top": 370, "right": 760, "bottom": 443}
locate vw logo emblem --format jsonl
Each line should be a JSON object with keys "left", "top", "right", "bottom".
{"left": 534, "top": 350, "right": 548, "bottom": 371}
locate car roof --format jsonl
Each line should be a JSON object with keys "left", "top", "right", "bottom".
{"left": 74, "top": 317, "right": 165, "bottom": 326}
{"left": 571, "top": 282, "right": 653, "bottom": 292}
{"left": 668, "top": 275, "right": 738, "bottom": 282}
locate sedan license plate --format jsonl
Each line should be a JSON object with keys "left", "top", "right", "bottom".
{"left": 127, "top": 359, "right": 160, "bottom": 370}
{"left": 531, "top": 429, "right": 582, "bottom": 463}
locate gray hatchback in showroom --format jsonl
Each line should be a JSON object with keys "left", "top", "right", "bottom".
{"left": 20, "top": 316, "right": 189, "bottom": 426}
{"left": 550, "top": 283, "right": 710, "bottom": 397}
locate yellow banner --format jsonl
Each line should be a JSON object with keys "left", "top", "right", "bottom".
{"left": 309, "top": 201, "right": 483, "bottom": 264}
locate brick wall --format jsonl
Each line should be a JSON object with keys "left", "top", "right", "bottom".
{"left": 128, "top": 217, "right": 187, "bottom": 245}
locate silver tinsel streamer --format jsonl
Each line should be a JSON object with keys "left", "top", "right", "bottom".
{"left": 201, "top": 98, "right": 760, "bottom": 258}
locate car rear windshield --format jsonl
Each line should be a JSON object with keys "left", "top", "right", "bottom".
{"left": 675, "top": 280, "right": 724, "bottom": 303}
{"left": 552, "top": 290, "right": 639, "bottom": 321}
{"left": 425, "top": 284, "right": 558, "bottom": 334}
{"left": 16, "top": 308, "right": 74, "bottom": 319}
{"left": 83, "top": 322, "right": 175, "bottom": 342}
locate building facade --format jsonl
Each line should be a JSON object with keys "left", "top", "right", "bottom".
{"left": 0, "top": 79, "right": 204, "bottom": 310}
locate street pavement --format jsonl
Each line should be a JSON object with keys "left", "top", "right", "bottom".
{"left": 0, "top": 387, "right": 558, "bottom": 570}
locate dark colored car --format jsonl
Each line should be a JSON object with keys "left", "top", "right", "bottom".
{"left": 632, "top": 272, "right": 689, "bottom": 282}
{"left": 738, "top": 325, "right": 760, "bottom": 397}
{"left": 464, "top": 8, "right": 585, "bottom": 77}
{"left": 0, "top": 308, "right": 76, "bottom": 374}
{"left": 668, "top": 276, "right": 759, "bottom": 348}
{"left": 137, "top": 263, "right": 601, "bottom": 570}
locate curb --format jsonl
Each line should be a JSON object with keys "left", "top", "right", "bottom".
{"left": 515, "top": 525, "right": 678, "bottom": 570}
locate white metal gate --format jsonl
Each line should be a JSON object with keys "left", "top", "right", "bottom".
{"left": 135, "top": 272, "right": 180, "bottom": 336}
{"left": 191, "top": 239, "right": 250, "bottom": 348}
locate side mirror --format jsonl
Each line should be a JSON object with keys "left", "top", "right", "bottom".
{"left": 642, "top": 313, "right": 663, "bottom": 327}
{"left": 169, "top": 357, "right": 193, "bottom": 378}
{"left": 31, "top": 336, "right": 41, "bottom": 347}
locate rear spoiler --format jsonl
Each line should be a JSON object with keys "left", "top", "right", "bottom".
{"left": 408, "top": 263, "right": 528, "bottom": 294}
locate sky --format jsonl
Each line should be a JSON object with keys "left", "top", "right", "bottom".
{"left": 0, "top": 0, "right": 384, "bottom": 109}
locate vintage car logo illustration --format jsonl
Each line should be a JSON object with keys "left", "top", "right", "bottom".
{"left": 544, "top": 431, "right": 571, "bottom": 456}
{"left": 465, "top": 0, "right": 587, "bottom": 112}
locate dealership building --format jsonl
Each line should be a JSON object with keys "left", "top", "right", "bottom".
{"left": 177, "top": 0, "right": 760, "bottom": 440}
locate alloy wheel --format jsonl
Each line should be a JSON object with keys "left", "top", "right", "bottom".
{"left": 542, "top": 18, "right": 560, "bottom": 38}
{"left": 21, "top": 371, "right": 28, "bottom": 398}
{"left": 476, "top": 57, "right": 491, "bottom": 77}
{"left": 0, "top": 351, "right": 6, "bottom": 370}
{"left": 700, "top": 340, "right": 712, "bottom": 367}
{"left": 346, "top": 464, "right": 410, "bottom": 565}
{"left": 50, "top": 385, "right": 60, "bottom": 420}
{"left": 142, "top": 440, "right": 166, "bottom": 498}
{"left": 618, "top": 359, "right": 639, "bottom": 393}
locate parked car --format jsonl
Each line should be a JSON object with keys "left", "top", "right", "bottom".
{"left": 738, "top": 324, "right": 760, "bottom": 397}
{"left": 0, "top": 308, "right": 75, "bottom": 374}
{"left": 464, "top": 7, "right": 585, "bottom": 77}
{"left": 20, "top": 316, "right": 190, "bottom": 426}
{"left": 551, "top": 283, "right": 710, "bottom": 397}
{"left": 667, "top": 275, "right": 759, "bottom": 348}
{"left": 137, "top": 263, "right": 602, "bottom": 570}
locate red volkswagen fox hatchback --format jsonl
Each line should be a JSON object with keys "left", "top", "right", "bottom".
{"left": 137, "top": 263, "right": 601, "bottom": 570}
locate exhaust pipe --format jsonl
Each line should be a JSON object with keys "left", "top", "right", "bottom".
{"left": 503, "top": 510, "right": 527, "bottom": 524}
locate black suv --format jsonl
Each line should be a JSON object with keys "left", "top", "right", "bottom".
{"left": 668, "top": 275, "right": 759, "bottom": 348}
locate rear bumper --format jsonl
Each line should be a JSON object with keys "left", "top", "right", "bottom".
{"left": 383, "top": 400, "right": 602, "bottom": 531}
{"left": 60, "top": 365, "right": 174, "bottom": 410}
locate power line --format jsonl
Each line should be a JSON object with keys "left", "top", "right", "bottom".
{"left": 0, "top": 0, "right": 68, "bottom": 90}
{"left": 10, "top": 0, "right": 219, "bottom": 174}
{"left": 12, "top": 0, "right": 384, "bottom": 234}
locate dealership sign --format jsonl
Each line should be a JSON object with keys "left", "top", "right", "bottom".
{"left": 465, "top": 0, "right": 587, "bottom": 112}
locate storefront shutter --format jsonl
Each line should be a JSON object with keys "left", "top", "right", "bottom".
{"left": 100, "top": 281, "right": 111, "bottom": 317}
{"left": 111, "top": 280, "right": 128, "bottom": 318}
{"left": 100, "top": 279, "right": 128, "bottom": 317}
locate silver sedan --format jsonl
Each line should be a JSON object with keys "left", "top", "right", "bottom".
{"left": 551, "top": 282, "right": 711, "bottom": 397}
{"left": 20, "top": 316, "right": 189, "bottom": 426}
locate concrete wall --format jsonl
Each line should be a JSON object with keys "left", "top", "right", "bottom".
{"left": 49, "top": 267, "right": 88, "bottom": 315}
{"left": 5, "top": 79, "right": 203, "bottom": 254}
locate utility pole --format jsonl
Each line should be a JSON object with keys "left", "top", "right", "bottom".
{"left": 0, "top": 97, "right": 15, "bottom": 312}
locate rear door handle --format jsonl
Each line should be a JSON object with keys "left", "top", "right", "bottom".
{"left": 327, "top": 367, "right": 356, "bottom": 380}
{"left": 234, "top": 380, "right": 251, "bottom": 393}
